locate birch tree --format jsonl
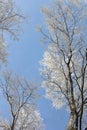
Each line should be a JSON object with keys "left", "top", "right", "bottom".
{"left": 40, "top": 0, "right": 87, "bottom": 130}
{"left": 0, "top": 71, "right": 43, "bottom": 130}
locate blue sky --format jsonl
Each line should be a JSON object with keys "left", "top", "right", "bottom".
{"left": 1, "top": 0, "right": 69, "bottom": 130}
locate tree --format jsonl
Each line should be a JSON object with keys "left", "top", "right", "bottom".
{"left": 0, "top": 71, "right": 43, "bottom": 130}
{"left": 15, "top": 105, "right": 43, "bottom": 130}
{"left": 0, "top": 0, "right": 24, "bottom": 66}
{"left": 40, "top": 0, "right": 87, "bottom": 130}
{"left": 0, "top": 0, "right": 23, "bottom": 40}
{"left": 0, "top": 0, "right": 43, "bottom": 129}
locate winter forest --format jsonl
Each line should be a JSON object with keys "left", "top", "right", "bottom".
{"left": 0, "top": 0, "right": 87, "bottom": 130}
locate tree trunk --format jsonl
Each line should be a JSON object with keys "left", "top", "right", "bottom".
{"left": 75, "top": 116, "right": 78, "bottom": 130}
{"left": 67, "top": 111, "right": 79, "bottom": 130}
{"left": 11, "top": 118, "right": 15, "bottom": 130}
{"left": 67, "top": 112, "right": 75, "bottom": 130}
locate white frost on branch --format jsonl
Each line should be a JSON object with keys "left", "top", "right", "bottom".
{"left": 40, "top": 0, "right": 87, "bottom": 129}
{"left": 0, "top": 71, "right": 44, "bottom": 130}
{"left": 0, "top": 38, "right": 7, "bottom": 64}
{"left": 15, "top": 105, "right": 44, "bottom": 130}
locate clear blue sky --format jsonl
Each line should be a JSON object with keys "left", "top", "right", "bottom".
{"left": 1, "top": 0, "right": 69, "bottom": 130}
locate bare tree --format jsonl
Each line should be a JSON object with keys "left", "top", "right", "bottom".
{"left": 0, "top": 0, "right": 24, "bottom": 66}
{"left": 0, "top": 0, "right": 24, "bottom": 40}
{"left": 0, "top": 71, "right": 43, "bottom": 130}
{"left": 0, "top": 1, "right": 43, "bottom": 130}
{"left": 40, "top": 0, "right": 87, "bottom": 130}
{"left": 0, "top": 0, "right": 44, "bottom": 130}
